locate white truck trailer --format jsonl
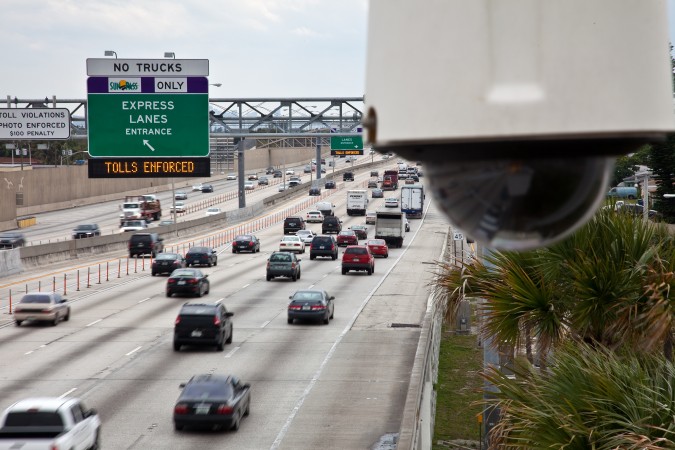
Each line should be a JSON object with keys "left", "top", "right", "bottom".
{"left": 375, "top": 209, "right": 405, "bottom": 248}
{"left": 346, "top": 190, "right": 369, "bottom": 216}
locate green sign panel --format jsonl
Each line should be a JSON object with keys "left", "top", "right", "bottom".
{"left": 88, "top": 93, "right": 209, "bottom": 157}
{"left": 330, "top": 135, "right": 363, "bottom": 151}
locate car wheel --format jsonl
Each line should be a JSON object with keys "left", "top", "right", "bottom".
{"left": 244, "top": 399, "right": 250, "bottom": 416}
{"left": 213, "top": 260, "right": 218, "bottom": 267}
{"left": 226, "top": 327, "right": 233, "bottom": 344}
{"left": 292, "top": 274, "right": 297, "bottom": 282}
{"left": 173, "top": 342, "right": 181, "bottom": 351}
{"left": 90, "top": 429, "right": 101, "bottom": 450}
{"left": 208, "top": 262, "right": 212, "bottom": 267}
{"left": 174, "top": 423, "right": 184, "bottom": 431}
{"left": 15, "top": 320, "right": 22, "bottom": 327}
{"left": 332, "top": 254, "right": 337, "bottom": 260}
{"left": 385, "top": 253, "right": 389, "bottom": 258}
{"left": 232, "top": 249, "right": 237, "bottom": 254}
{"left": 368, "top": 268, "right": 372, "bottom": 275}
{"left": 342, "top": 268, "right": 347, "bottom": 275}
{"left": 64, "top": 309, "right": 70, "bottom": 322}
{"left": 323, "top": 316, "right": 329, "bottom": 325}
{"left": 310, "top": 255, "right": 315, "bottom": 260}
{"left": 330, "top": 309, "right": 334, "bottom": 319}
{"left": 266, "top": 274, "right": 272, "bottom": 281}
{"left": 216, "top": 338, "right": 224, "bottom": 351}
{"left": 231, "top": 412, "right": 241, "bottom": 431}
{"left": 151, "top": 271, "right": 156, "bottom": 276}
{"left": 52, "top": 317, "right": 58, "bottom": 326}
{"left": 287, "top": 318, "right": 293, "bottom": 324}
{"left": 166, "top": 291, "right": 172, "bottom": 298}
{"left": 297, "top": 270, "right": 301, "bottom": 280}
{"left": 197, "top": 287, "right": 203, "bottom": 297}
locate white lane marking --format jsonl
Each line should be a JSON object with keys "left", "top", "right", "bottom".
{"left": 126, "top": 346, "right": 142, "bottom": 356}
{"left": 25, "top": 351, "right": 33, "bottom": 355}
{"left": 59, "top": 388, "right": 77, "bottom": 398}
{"left": 260, "top": 320, "right": 270, "bottom": 328}
{"left": 86, "top": 319, "right": 102, "bottom": 327}
{"left": 308, "top": 284, "right": 316, "bottom": 288}
{"left": 242, "top": 284, "right": 250, "bottom": 288}
{"left": 138, "top": 297, "right": 150, "bottom": 303}
{"left": 271, "top": 200, "right": 432, "bottom": 449}
{"left": 217, "top": 298, "right": 225, "bottom": 303}
{"left": 39, "top": 345, "right": 46, "bottom": 348}
{"left": 224, "top": 347, "right": 240, "bottom": 358}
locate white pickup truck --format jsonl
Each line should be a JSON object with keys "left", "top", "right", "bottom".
{"left": 0, "top": 397, "right": 101, "bottom": 450}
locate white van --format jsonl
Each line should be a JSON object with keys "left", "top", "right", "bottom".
{"left": 315, "top": 201, "right": 335, "bottom": 217}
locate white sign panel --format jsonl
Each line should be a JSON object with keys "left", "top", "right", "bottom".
{"left": 86, "top": 59, "right": 209, "bottom": 76}
{"left": 155, "top": 77, "right": 188, "bottom": 93}
{"left": 0, "top": 108, "right": 71, "bottom": 140}
{"left": 453, "top": 232, "right": 464, "bottom": 241}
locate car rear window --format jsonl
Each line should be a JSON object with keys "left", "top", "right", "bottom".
{"left": 235, "top": 235, "right": 252, "bottom": 241}
{"left": 292, "top": 292, "right": 324, "bottom": 301}
{"left": 313, "top": 237, "right": 332, "bottom": 244}
{"left": 181, "top": 382, "right": 233, "bottom": 400}
{"left": 20, "top": 294, "right": 52, "bottom": 304}
{"left": 179, "top": 305, "right": 216, "bottom": 316}
{"left": 270, "top": 253, "right": 292, "bottom": 262}
{"left": 172, "top": 270, "right": 198, "bottom": 278}
{"left": 4, "top": 412, "right": 63, "bottom": 427}
{"left": 345, "top": 247, "right": 367, "bottom": 255}
{"left": 188, "top": 247, "right": 209, "bottom": 254}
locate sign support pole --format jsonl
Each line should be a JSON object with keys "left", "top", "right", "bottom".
{"left": 238, "top": 139, "right": 246, "bottom": 209}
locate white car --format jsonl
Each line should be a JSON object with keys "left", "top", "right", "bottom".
{"left": 226, "top": 173, "right": 237, "bottom": 180}
{"left": 278, "top": 183, "right": 290, "bottom": 192}
{"left": 244, "top": 181, "right": 256, "bottom": 190}
{"left": 119, "top": 220, "right": 148, "bottom": 232}
{"left": 174, "top": 191, "right": 188, "bottom": 200}
{"left": 385, "top": 198, "right": 399, "bottom": 208}
{"left": 365, "top": 210, "right": 377, "bottom": 225}
{"left": 170, "top": 201, "right": 186, "bottom": 213}
{"left": 286, "top": 169, "right": 295, "bottom": 175}
{"left": 296, "top": 230, "right": 316, "bottom": 245}
{"left": 206, "top": 207, "right": 222, "bottom": 216}
{"left": 192, "top": 183, "right": 203, "bottom": 191}
{"left": 305, "top": 210, "right": 324, "bottom": 223}
{"left": 247, "top": 173, "right": 258, "bottom": 180}
{"left": 279, "top": 235, "right": 305, "bottom": 253}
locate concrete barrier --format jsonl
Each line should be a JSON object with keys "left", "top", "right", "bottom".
{"left": 0, "top": 248, "right": 22, "bottom": 277}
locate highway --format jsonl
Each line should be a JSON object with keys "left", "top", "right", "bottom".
{"left": 0, "top": 156, "right": 442, "bottom": 449}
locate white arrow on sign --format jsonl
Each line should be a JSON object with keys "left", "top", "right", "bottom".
{"left": 143, "top": 140, "right": 156, "bottom": 152}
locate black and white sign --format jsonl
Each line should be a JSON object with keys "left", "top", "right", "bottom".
{"left": 0, "top": 108, "right": 71, "bottom": 140}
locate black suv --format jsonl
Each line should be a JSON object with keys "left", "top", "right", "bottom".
{"left": 309, "top": 235, "right": 339, "bottom": 260}
{"left": 266, "top": 251, "right": 301, "bottom": 281}
{"left": 72, "top": 223, "right": 101, "bottom": 239}
{"left": 343, "top": 171, "right": 354, "bottom": 181}
{"left": 186, "top": 246, "right": 218, "bottom": 267}
{"left": 322, "top": 216, "right": 342, "bottom": 234}
{"left": 283, "top": 216, "right": 306, "bottom": 235}
{"left": 128, "top": 233, "right": 164, "bottom": 258}
{"left": 173, "top": 302, "right": 234, "bottom": 351}
{"left": 324, "top": 180, "right": 336, "bottom": 189}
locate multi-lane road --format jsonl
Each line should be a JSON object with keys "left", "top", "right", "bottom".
{"left": 0, "top": 156, "right": 447, "bottom": 449}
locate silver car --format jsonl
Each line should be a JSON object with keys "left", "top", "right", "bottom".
{"left": 14, "top": 292, "right": 70, "bottom": 326}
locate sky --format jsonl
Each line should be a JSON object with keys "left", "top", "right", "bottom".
{"left": 1, "top": 0, "right": 675, "bottom": 101}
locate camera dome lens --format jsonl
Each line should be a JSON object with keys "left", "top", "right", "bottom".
{"left": 427, "top": 156, "right": 614, "bottom": 251}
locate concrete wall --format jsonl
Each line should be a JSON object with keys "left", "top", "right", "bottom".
{"left": 0, "top": 146, "right": 332, "bottom": 230}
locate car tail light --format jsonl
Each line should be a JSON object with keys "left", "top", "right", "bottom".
{"left": 291, "top": 262, "right": 296, "bottom": 269}
{"left": 266, "top": 261, "right": 270, "bottom": 269}
{"left": 168, "top": 278, "right": 176, "bottom": 284}
{"left": 214, "top": 315, "right": 221, "bottom": 326}
{"left": 189, "top": 278, "right": 199, "bottom": 284}
{"left": 216, "top": 404, "right": 233, "bottom": 414}
{"left": 288, "top": 304, "right": 302, "bottom": 310}
{"left": 310, "top": 305, "right": 326, "bottom": 311}
{"left": 174, "top": 404, "right": 189, "bottom": 414}
{"left": 174, "top": 316, "right": 181, "bottom": 325}
{"left": 232, "top": 241, "right": 236, "bottom": 246}
{"left": 42, "top": 308, "right": 52, "bottom": 313}
{"left": 249, "top": 242, "right": 254, "bottom": 247}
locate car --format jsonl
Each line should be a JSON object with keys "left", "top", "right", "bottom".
{"left": 385, "top": 197, "right": 399, "bottom": 208}
{"left": 258, "top": 176, "right": 269, "bottom": 185}
{"left": 615, "top": 203, "right": 663, "bottom": 221}
{"left": 324, "top": 180, "right": 336, "bottom": 189}
{"left": 205, "top": 207, "right": 222, "bottom": 216}
{"left": 159, "top": 219, "right": 175, "bottom": 226}
{"left": 226, "top": 173, "right": 237, "bottom": 180}
{"left": 296, "top": 230, "right": 316, "bottom": 245}
{"left": 273, "top": 170, "right": 283, "bottom": 178}
{"left": 173, "top": 302, "right": 234, "bottom": 352}
{"left": 365, "top": 210, "right": 377, "bottom": 225}
{"left": 305, "top": 210, "right": 324, "bottom": 223}
{"left": 399, "top": 172, "right": 409, "bottom": 180}
{"left": 278, "top": 183, "right": 290, "bottom": 192}
{"left": 321, "top": 216, "right": 342, "bottom": 234}
{"left": 343, "top": 171, "right": 354, "bottom": 181}
{"left": 349, "top": 224, "right": 369, "bottom": 240}
{"left": 279, "top": 235, "right": 305, "bottom": 253}
{"left": 371, "top": 188, "right": 384, "bottom": 198}
{"left": 370, "top": 170, "right": 379, "bottom": 177}
{"left": 173, "top": 374, "right": 250, "bottom": 431}
{"left": 367, "top": 239, "right": 389, "bottom": 258}
{"left": 170, "top": 201, "right": 187, "bottom": 213}
{"left": 186, "top": 246, "right": 218, "bottom": 267}
{"left": 283, "top": 216, "right": 306, "bottom": 234}
{"left": 152, "top": 252, "right": 186, "bottom": 276}
{"left": 244, "top": 181, "right": 256, "bottom": 190}
{"left": 368, "top": 179, "right": 378, "bottom": 188}
{"left": 247, "top": 173, "right": 258, "bottom": 180}
{"left": 232, "top": 234, "right": 260, "bottom": 253}
{"left": 119, "top": 220, "right": 148, "bottom": 233}
{"left": 341, "top": 245, "right": 375, "bottom": 275}
{"left": 286, "top": 169, "right": 295, "bottom": 175}
{"left": 317, "top": 166, "right": 327, "bottom": 173}
{"left": 201, "top": 184, "right": 214, "bottom": 193}
{"left": 166, "top": 268, "right": 210, "bottom": 297}
{"left": 289, "top": 175, "right": 302, "bottom": 185}
{"left": 266, "top": 166, "right": 275, "bottom": 174}
{"left": 337, "top": 230, "right": 359, "bottom": 247}
{"left": 287, "top": 290, "right": 335, "bottom": 325}
{"left": 72, "top": 223, "right": 101, "bottom": 239}
{"left": 309, "top": 235, "right": 339, "bottom": 260}
{"left": 266, "top": 251, "right": 301, "bottom": 281}
{"left": 345, "top": 155, "right": 357, "bottom": 162}
{"left": 128, "top": 232, "right": 163, "bottom": 257}
{"left": 308, "top": 186, "right": 321, "bottom": 196}
{"left": 175, "top": 191, "right": 188, "bottom": 200}
{"left": 416, "top": 169, "right": 424, "bottom": 177}
{"left": 13, "top": 292, "right": 70, "bottom": 326}
{"left": 405, "top": 178, "right": 415, "bottom": 185}
{"left": 410, "top": 174, "right": 420, "bottom": 182}
{"left": 304, "top": 165, "right": 312, "bottom": 173}
{"left": 192, "top": 183, "right": 204, "bottom": 191}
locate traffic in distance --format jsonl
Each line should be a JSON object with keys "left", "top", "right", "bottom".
{"left": 0, "top": 151, "right": 434, "bottom": 449}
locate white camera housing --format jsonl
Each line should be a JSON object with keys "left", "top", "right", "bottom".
{"left": 364, "top": 0, "right": 674, "bottom": 250}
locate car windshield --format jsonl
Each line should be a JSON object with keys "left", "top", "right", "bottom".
{"left": 182, "top": 382, "right": 233, "bottom": 400}
{"left": 270, "top": 253, "right": 292, "bottom": 262}
{"left": 171, "top": 270, "right": 198, "bottom": 278}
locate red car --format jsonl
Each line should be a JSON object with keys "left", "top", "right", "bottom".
{"left": 341, "top": 245, "right": 375, "bottom": 275}
{"left": 336, "top": 230, "right": 358, "bottom": 247}
{"left": 366, "top": 239, "right": 389, "bottom": 258}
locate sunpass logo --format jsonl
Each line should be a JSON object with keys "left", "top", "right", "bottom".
{"left": 108, "top": 78, "right": 141, "bottom": 92}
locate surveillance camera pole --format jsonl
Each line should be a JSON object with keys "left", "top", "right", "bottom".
{"left": 237, "top": 138, "right": 246, "bottom": 208}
